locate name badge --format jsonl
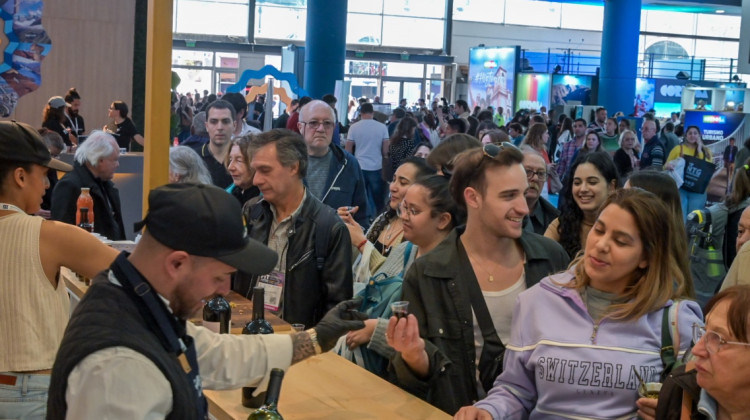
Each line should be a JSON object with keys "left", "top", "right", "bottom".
{"left": 257, "top": 271, "right": 285, "bottom": 312}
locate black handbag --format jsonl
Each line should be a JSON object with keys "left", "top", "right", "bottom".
{"left": 681, "top": 146, "right": 716, "bottom": 194}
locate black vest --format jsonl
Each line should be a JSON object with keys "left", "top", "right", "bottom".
{"left": 47, "top": 272, "right": 203, "bottom": 419}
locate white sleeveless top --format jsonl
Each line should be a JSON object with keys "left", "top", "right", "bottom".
{"left": 0, "top": 212, "right": 70, "bottom": 371}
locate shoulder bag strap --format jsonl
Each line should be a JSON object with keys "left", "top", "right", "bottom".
{"left": 456, "top": 240, "right": 505, "bottom": 391}
{"left": 400, "top": 242, "right": 414, "bottom": 276}
{"left": 680, "top": 361, "right": 696, "bottom": 420}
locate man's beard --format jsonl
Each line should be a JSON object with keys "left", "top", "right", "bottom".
{"left": 68, "top": 108, "right": 79, "bottom": 117}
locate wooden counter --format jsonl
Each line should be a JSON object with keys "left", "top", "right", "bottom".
{"left": 62, "top": 268, "right": 447, "bottom": 419}
{"left": 203, "top": 352, "right": 451, "bottom": 420}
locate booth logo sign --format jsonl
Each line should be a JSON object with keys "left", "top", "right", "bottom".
{"left": 703, "top": 115, "right": 726, "bottom": 124}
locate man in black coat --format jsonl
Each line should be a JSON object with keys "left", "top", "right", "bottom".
{"left": 51, "top": 131, "right": 125, "bottom": 240}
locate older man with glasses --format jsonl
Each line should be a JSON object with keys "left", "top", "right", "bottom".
{"left": 298, "top": 99, "right": 369, "bottom": 226}
{"left": 520, "top": 146, "right": 560, "bottom": 235}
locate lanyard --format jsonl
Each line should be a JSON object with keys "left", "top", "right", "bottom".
{"left": 109, "top": 253, "right": 208, "bottom": 418}
{"left": 65, "top": 113, "right": 79, "bottom": 134}
{"left": 0, "top": 203, "right": 25, "bottom": 214}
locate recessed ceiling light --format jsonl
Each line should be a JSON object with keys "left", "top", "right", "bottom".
{"left": 716, "top": 9, "right": 725, "bottom": 13}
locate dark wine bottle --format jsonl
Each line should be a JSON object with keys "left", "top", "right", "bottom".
{"left": 203, "top": 295, "right": 231, "bottom": 334}
{"left": 78, "top": 207, "right": 93, "bottom": 233}
{"left": 242, "top": 287, "right": 274, "bottom": 407}
{"left": 242, "top": 287, "right": 273, "bottom": 335}
{"left": 247, "top": 368, "right": 285, "bottom": 420}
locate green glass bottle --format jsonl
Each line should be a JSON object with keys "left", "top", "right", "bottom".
{"left": 247, "top": 368, "right": 284, "bottom": 420}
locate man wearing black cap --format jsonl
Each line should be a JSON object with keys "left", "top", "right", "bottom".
{"left": 47, "top": 183, "right": 366, "bottom": 419}
{"left": 0, "top": 121, "right": 119, "bottom": 419}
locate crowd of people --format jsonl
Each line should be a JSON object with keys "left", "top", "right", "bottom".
{"left": 3, "top": 87, "right": 750, "bottom": 419}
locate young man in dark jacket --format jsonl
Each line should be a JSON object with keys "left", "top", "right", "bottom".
{"left": 386, "top": 143, "right": 569, "bottom": 415}
{"left": 232, "top": 129, "right": 353, "bottom": 327}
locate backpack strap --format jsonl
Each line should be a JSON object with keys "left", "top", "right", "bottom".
{"left": 661, "top": 300, "right": 682, "bottom": 377}
{"left": 400, "top": 242, "right": 414, "bottom": 276}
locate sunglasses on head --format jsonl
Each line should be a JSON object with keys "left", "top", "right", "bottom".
{"left": 482, "top": 142, "right": 518, "bottom": 159}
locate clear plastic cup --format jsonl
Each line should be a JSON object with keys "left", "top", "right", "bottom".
{"left": 391, "top": 301, "right": 409, "bottom": 319}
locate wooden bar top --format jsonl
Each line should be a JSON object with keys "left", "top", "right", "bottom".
{"left": 203, "top": 352, "right": 451, "bottom": 420}
{"left": 61, "top": 267, "right": 290, "bottom": 333}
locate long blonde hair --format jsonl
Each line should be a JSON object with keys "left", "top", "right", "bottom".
{"left": 566, "top": 188, "right": 686, "bottom": 320}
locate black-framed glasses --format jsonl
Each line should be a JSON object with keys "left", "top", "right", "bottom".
{"left": 482, "top": 142, "right": 517, "bottom": 159}
{"left": 692, "top": 323, "right": 750, "bottom": 354}
{"left": 524, "top": 168, "right": 547, "bottom": 180}
{"left": 300, "top": 120, "right": 335, "bottom": 131}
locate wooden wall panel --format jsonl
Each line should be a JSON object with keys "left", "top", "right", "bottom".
{"left": 8, "top": 0, "right": 136, "bottom": 133}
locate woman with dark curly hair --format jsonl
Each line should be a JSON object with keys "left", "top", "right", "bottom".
{"left": 338, "top": 157, "right": 435, "bottom": 270}
{"left": 388, "top": 117, "right": 419, "bottom": 175}
{"left": 545, "top": 151, "right": 619, "bottom": 259}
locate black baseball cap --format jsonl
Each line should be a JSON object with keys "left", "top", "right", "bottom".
{"left": 134, "top": 183, "right": 278, "bottom": 275}
{"left": 0, "top": 120, "right": 72, "bottom": 171}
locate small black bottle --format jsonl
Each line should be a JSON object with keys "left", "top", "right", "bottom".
{"left": 203, "top": 295, "right": 231, "bottom": 334}
{"left": 242, "top": 287, "right": 274, "bottom": 407}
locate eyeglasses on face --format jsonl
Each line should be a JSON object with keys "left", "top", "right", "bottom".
{"left": 524, "top": 168, "right": 547, "bottom": 180}
{"left": 692, "top": 323, "right": 750, "bottom": 354}
{"left": 396, "top": 200, "right": 421, "bottom": 219}
{"left": 300, "top": 120, "right": 335, "bottom": 131}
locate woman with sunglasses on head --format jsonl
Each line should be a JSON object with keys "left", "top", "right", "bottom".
{"left": 650, "top": 285, "right": 750, "bottom": 420}
{"left": 546, "top": 151, "right": 619, "bottom": 259}
{"left": 338, "top": 157, "right": 434, "bottom": 272}
{"left": 665, "top": 125, "right": 714, "bottom": 219}
{"left": 456, "top": 188, "right": 703, "bottom": 420}
{"left": 386, "top": 143, "right": 569, "bottom": 415}
{"left": 340, "top": 175, "right": 460, "bottom": 376}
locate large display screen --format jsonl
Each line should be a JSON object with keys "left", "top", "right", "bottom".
{"left": 551, "top": 74, "right": 593, "bottom": 106}
{"left": 634, "top": 78, "right": 656, "bottom": 117}
{"left": 515, "top": 73, "right": 551, "bottom": 112}
{"left": 468, "top": 46, "right": 517, "bottom": 121}
{"left": 684, "top": 110, "right": 746, "bottom": 145}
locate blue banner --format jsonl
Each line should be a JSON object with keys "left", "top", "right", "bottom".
{"left": 684, "top": 110, "right": 746, "bottom": 145}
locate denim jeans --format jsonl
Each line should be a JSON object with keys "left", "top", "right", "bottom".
{"left": 0, "top": 373, "right": 49, "bottom": 419}
{"left": 680, "top": 188, "right": 708, "bottom": 221}
{"left": 362, "top": 169, "right": 386, "bottom": 219}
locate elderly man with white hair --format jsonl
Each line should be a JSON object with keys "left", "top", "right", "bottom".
{"left": 51, "top": 130, "right": 125, "bottom": 240}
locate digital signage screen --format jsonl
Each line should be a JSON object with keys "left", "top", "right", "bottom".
{"left": 634, "top": 78, "right": 656, "bottom": 117}
{"left": 684, "top": 110, "right": 746, "bottom": 145}
{"left": 468, "top": 46, "right": 518, "bottom": 122}
{"left": 515, "top": 73, "right": 551, "bottom": 112}
{"left": 551, "top": 74, "right": 593, "bottom": 106}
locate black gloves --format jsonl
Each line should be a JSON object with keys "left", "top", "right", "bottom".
{"left": 314, "top": 297, "right": 368, "bottom": 352}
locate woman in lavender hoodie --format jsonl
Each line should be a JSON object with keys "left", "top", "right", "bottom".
{"left": 455, "top": 188, "right": 703, "bottom": 420}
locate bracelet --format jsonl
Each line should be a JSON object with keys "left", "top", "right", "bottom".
{"left": 356, "top": 239, "right": 368, "bottom": 251}
{"left": 306, "top": 328, "right": 322, "bottom": 355}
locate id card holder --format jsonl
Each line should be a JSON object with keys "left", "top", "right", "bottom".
{"left": 257, "top": 271, "right": 285, "bottom": 312}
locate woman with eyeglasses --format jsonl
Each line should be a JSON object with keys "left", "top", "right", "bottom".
{"left": 545, "top": 151, "right": 620, "bottom": 259}
{"left": 455, "top": 188, "right": 702, "bottom": 420}
{"left": 650, "top": 285, "right": 750, "bottom": 420}
{"left": 339, "top": 175, "right": 459, "bottom": 376}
